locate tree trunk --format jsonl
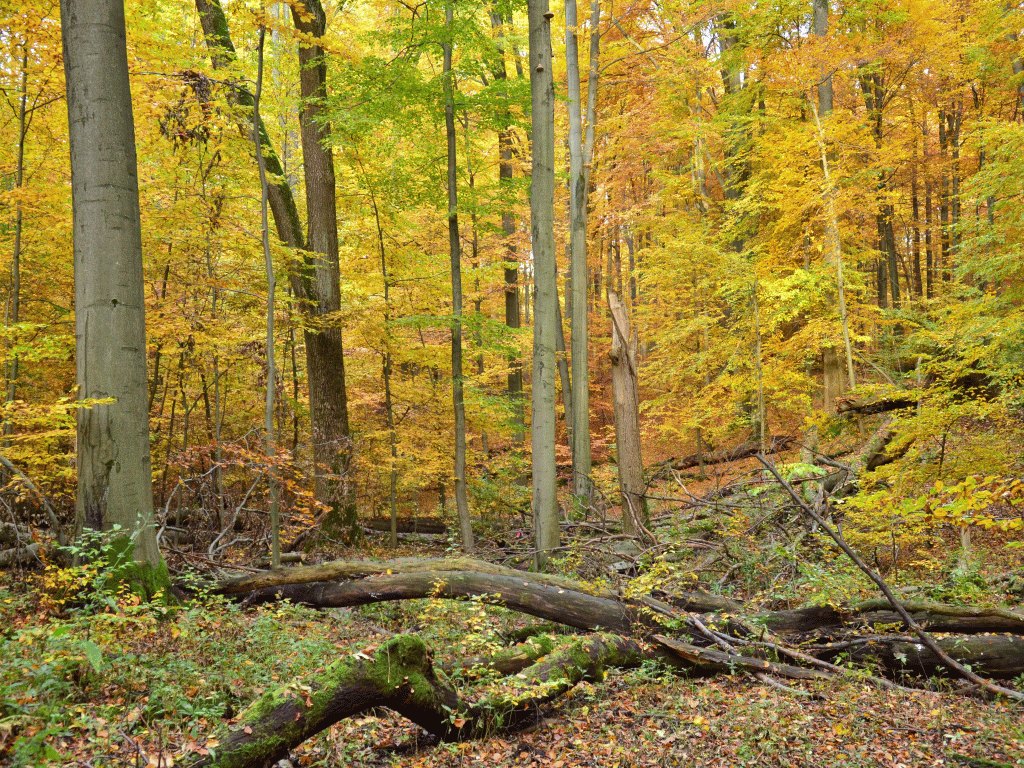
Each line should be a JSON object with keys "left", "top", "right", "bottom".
{"left": 488, "top": 12, "right": 525, "bottom": 443}
{"left": 811, "top": 102, "right": 856, "bottom": 390}
{"left": 528, "top": 0, "right": 560, "bottom": 568}
{"left": 566, "top": 0, "right": 596, "bottom": 506}
{"left": 5, "top": 51, "right": 27, "bottom": 412}
{"left": 253, "top": 27, "right": 281, "bottom": 568}
{"left": 812, "top": 0, "right": 832, "bottom": 114}
{"left": 289, "top": 0, "right": 356, "bottom": 538}
{"left": 443, "top": 1, "right": 475, "bottom": 553}
{"left": 61, "top": 0, "right": 164, "bottom": 577}
{"left": 608, "top": 291, "right": 646, "bottom": 535}
{"left": 195, "top": 0, "right": 355, "bottom": 537}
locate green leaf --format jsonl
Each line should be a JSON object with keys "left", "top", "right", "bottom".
{"left": 80, "top": 640, "right": 103, "bottom": 674}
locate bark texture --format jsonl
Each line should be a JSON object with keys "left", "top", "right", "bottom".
{"left": 61, "top": 0, "right": 161, "bottom": 568}
{"left": 609, "top": 290, "right": 646, "bottom": 534}
{"left": 289, "top": 0, "right": 356, "bottom": 536}
{"left": 528, "top": 0, "right": 560, "bottom": 566}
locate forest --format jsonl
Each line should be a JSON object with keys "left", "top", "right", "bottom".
{"left": 1, "top": 0, "right": 1023, "bottom": 764}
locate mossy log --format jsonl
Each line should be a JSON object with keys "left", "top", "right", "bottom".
{"left": 184, "top": 633, "right": 643, "bottom": 768}
{"left": 215, "top": 557, "right": 1024, "bottom": 692}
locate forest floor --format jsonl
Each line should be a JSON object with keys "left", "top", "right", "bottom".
{"left": 2, "top": 563, "right": 1023, "bottom": 768}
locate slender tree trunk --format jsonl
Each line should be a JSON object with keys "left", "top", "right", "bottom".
{"left": 925, "top": 181, "right": 934, "bottom": 299}
{"left": 608, "top": 291, "right": 645, "bottom": 535}
{"left": 811, "top": 102, "right": 856, "bottom": 391}
{"left": 5, "top": 51, "right": 28, "bottom": 414}
{"left": 367, "top": 185, "right": 400, "bottom": 548}
{"left": 938, "top": 109, "right": 950, "bottom": 282}
{"left": 195, "top": 0, "right": 356, "bottom": 538}
{"left": 911, "top": 165, "right": 922, "bottom": 298}
{"left": 565, "top": 0, "right": 597, "bottom": 506}
{"left": 253, "top": 27, "right": 281, "bottom": 568}
{"left": 555, "top": 296, "right": 572, "bottom": 433}
{"left": 528, "top": 0, "right": 560, "bottom": 568}
{"left": 948, "top": 106, "right": 961, "bottom": 278}
{"left": 444, "top": 2, "right": 474, "bottom": 554}
{"left": 488, "top": 11, "right": 525, "bottom": 443}
{"left": 61, "top": 0, "right": 163, "bottom": 575}
{"left": 751, "top": 279, "right": 767, "bottom": 451}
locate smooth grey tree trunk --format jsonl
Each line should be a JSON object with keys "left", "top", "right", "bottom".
{"left": 61, "top": 0, "right": 161, "bottom": 568}
{"left": 444, "top": 1, "right": 475, "bottom": 553}
{"left": 565, "top": 0, "right": 597, "bottom": 506}
{"left": 812, "top": 0, "right": 832, "bottom": 115}
{"left": 608, "top": 291, "right": 645, "bottom": 536}
{"left": 528, "top": 0, "right": 560, "bottom": 567}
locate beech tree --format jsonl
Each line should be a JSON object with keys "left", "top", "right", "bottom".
{"left": 60, "top": 0, "right": 164, "bottom": 579}
{"left": 528, "top": 0, "right": 559, "bottom": 567}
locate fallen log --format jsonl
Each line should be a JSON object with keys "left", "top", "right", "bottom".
{"left": 653, "top": 435, "right": 795, "bottom": 479}
{"left": 363, "top": 517, "right": 448, "bottom": 535}
{"left": 0, "top": 543, "right": 40, "bottom": 568}
{"left": 239, "top": 570, "right": 651, "bottom": 635}
{"left": 218, "top": 556, "right": 1024, "bottom": 697}
{"left": 814, "top": 634, "right": 1024, "bottom": 679}
{"left": 184, "top": 632, "right": 644, "bottom": 768}
{"left": 761, "top": 599, "right": 1024, "bottom": 636}
{"left": 836, "top": 395, "right": 917, "bottom": 415}
{"left": 222, "top": 556, "right": 1024, "bottom": 640}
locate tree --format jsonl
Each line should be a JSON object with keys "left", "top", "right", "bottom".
{"left": 565, "top": 0, "right": 600, "bottom": 506}
{"left": 443, "top": 0, "right": 475, "bottom": 553}
{"left": 60, "top": 0, "right": 165, "bottom": 580}
{"left": 194, "top": 0, "right": 356, "bottom": 539}
{"left": 288, "top": 0, "right": 357, "bottom": 537}
{"left": 528, "top": 0, "right": 559, "bottom": 568}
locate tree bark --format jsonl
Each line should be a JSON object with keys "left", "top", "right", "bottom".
{"left": 61, "top": 0, "right": 163, "bottom": 573}
{"left": 289, "top": 0, "right": 356, "bottom": 538}
{"left": 608, "top": 291, "right": 646, "bottom": 535}
{"left": 252, "top": 26, "right": 281, "bottom": 568}
{"left": 566, "top": 0, "right": 596, "bottom": 506}
{"left": 443, "top": 0, "right": 475, "bottom": 553}
{"left": 812, "top": 0, "right": 832, "bottom": 114}
{"left": 195, "top": 0, "right": 356, "bottom": 537}
{"left": 528, "top": 0, "right": 560, "bottom": 567}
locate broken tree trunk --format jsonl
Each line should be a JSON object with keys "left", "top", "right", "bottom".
{"left": 609, "top": 290, "right": 647, "bottom": 535}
